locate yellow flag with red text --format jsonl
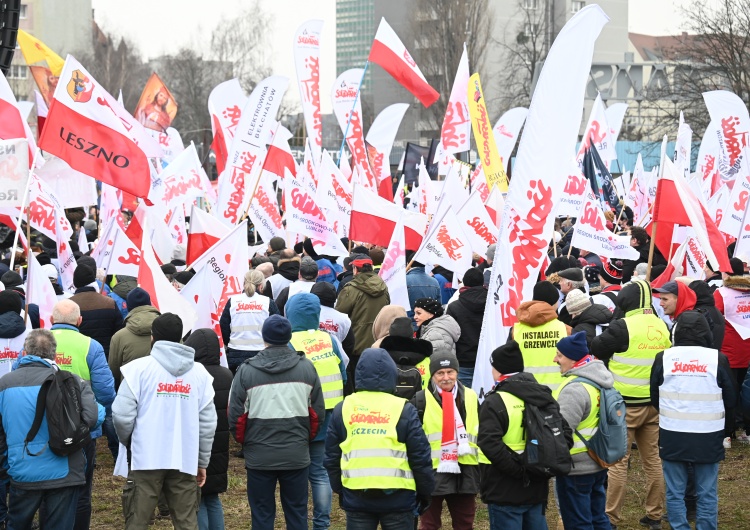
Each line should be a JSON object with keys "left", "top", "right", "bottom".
{"left": 468, "top": 73, "right": 508, "bottom": 192}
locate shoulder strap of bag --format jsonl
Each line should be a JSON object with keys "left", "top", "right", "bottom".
{"left": 24, "top": 374, "right": 54, "bottom": 457}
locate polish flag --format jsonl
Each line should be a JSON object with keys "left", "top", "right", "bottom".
{"left": 35, "top": 90, "right": 48, "bottom": 135}
{"left": 368, "top": 18, "right": 440, "bottom": 107}
{"left": 366, "top": 103, "right": 410, "bottom": 200}
{"left": 38, "top": 55, "right": 161, "bottom": 203}
{"left": 137, "top": 220, "right": 197, "bottom": 337}
{"left": 262, "top": 125, "right": 296, "bottom": 180}
{"left": 484, "top": 184, "right": 505, "bottom": 229}
{"left": 26, "top": 253, "right": 56, "bottom": 328}
{"left": 55, "top": 213, "right": 77, "bottom": 293}
{"left": 0, "top": 72, "right": 37, "bottom": 164}
{"left": 350, "top": 185, "right": 427, "bottom": 250}
{"left": 379, "top": 213, "right": 410, "bottom": 308}
{"left": 187, "top": 206, "right": 230, "bottom": 265}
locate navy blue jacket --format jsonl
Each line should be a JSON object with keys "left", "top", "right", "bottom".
{"left": 324, "top": 348, "right": 434, "bottom": 514}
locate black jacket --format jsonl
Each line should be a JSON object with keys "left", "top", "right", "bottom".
{"left": 650, "top": 311, "right": 736, "bottom": 463}
{"left": 380, "top": 335, "right": 432, "bottom": 368}
{"left": 621, "top": 243, "right": 666, "bottom": 283}
{"left": 336, "top": 269, "right": 354, "bottom": 295}
{"left": 571, "top": 303, "right": 613, "bottom": 349}
{"left": 446, "top": 286, "right": 486, "bottom": 368}
{"left": 186, "top": 329, "right": 233, "bottom": 495}
{"left": 689, "top": 280, "right": 725, "bottom": 351}
{"left": 478, "top": 372, "right": 566, "bottom": 506}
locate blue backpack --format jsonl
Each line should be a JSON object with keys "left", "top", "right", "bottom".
{"left": 572, "top": 377, "right": 628, "bottom": 467}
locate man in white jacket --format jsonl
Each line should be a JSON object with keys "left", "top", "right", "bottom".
{"left": 113, "top": 313, "right": 217, "bottom": 530}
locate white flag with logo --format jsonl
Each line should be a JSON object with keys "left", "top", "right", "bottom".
{"left": 456, "top": 190, "right": 497, "bottom": 254}
{"left": 316, "top": 150, "right": 352, "bottom": 236}
{"left": 27, "top": 173, "right": 73, "bottom": 241}
{"left": 26, "top": 253, "right": 56, "bottom": 328}
{"left": 413, "top": 206, "right": 472, "bottom": 279}
{"left": 248, "top": 171, "right": 285, "bottom": 244}
{"left": 55, "top": 213, "right": 77, "bottom": 294}
{"left": 718, "top": 147, "right": 750, "bottom": 238}
{"left": 379, "top": 213, "right": 410, "bottom": 308}
{"left": 0, "top": 139, "right": 29, "bottom": 207}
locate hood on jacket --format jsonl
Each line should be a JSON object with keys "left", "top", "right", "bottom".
{"left": 617, "top": 279, "right": 653, "bottom": 314}
{"left": 112, "top": 275, "right": 137, "bottom": 299}
{"left": 150, "top": 340, "right": 195, "bottom": 376}
{"left": 422, "top": 314, "right": 461, "bottom": 342}
{"left": 285, "top": 293, "right": 321, "bottom": 332}
{"left": 347, "top": 271, "right": 389, "bottom": 298}
{"left": 516, "top": 300, "right": 559, "bottom": 327}
{"left": 0, "top": 311, "right": 25, "bottom": 339}
{"left": 563, "top": 359, "right": 614, "bottom": 388}
{"left": 496, "top": 372, "right": 557, "bottom": 407}
{"left": 456, "top": 286, "right": 487, "bottom": 313}
{"left": 277, "top": 257, "right": 301, "bottom": 282}
{"left": 574, "top": 304, "right": 613, "bottom": 327}
{"left": 723, "top": 274, "right": 750, "bottom": 291}
{"left": 671, "top": 310, "right": 713, "bottom": 348}
{"left": 17, "top": 355, "right": 54, "bottom": 369}
{"left": 380, "top": 335, "right": 432, "bottom": 365}
{"left": 248, "top": 345, "right": 303, "bottom": 374}
{"left": 673, "top": 281, "right": 697, "bottom": 320}
{"left": 372, "top": 305, "right": 408, "bottom": 342}
{"left": 355, "top": 347, "right": 397, "bottom": 393}
{"left": 688, "top": 280, "right": 716, "bottom": 308}
{"left": 185, "top": 328, "right": 221, "bottom": 366}
{"left": 124, "top": 305, "right": 160, "bottom": 336}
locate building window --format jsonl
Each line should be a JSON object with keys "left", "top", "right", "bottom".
{"left": 523, "top": 0, "right": 538, "bottom": 9}
{"left": 8, "top": 65, "right": 27, "bottom": 79}
{"left": 524, "top": 23, "right": 538, "bottom": 37}
{"left": 572, "top": 1, "right": 585, "bottom": 13}
{"left": 19, "top": 4, "right": 27, "bottom": 18}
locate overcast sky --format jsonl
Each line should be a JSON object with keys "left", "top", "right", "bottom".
{"left": 91, "top": 0, "right": 712, "bottom": 112}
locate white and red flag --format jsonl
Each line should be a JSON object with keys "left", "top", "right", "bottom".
{"left": 394, "top": 174, "right": 406, "bottom": 207}
{"left": 366, "top": 103, "right": 410, "bottom": 200}
{"left": 150, "top": 143, "right": 208, "bottom": 210}
{"left": 107, "top": 230, "right": 141, "bottom": 277}
{"left": 91, "top": 216, "right": 116, "bottom": 268}
{"left": 493, "top": 107, "right": 528, "bottom": 173}
{"left": 294, "top": 19, "right": 324, "bottom": 165}
{"left": 470, "top": 163, "right": 489, "bottom": 203}
{"left": 703, "top": 90, "right": 750, "bottom": 183}
{"left": 54, "top": 213, "right": 77, "bottom": 294}
{"left": 208, "top": 79, "right": 246, "bottom": 175}
{"left": 413, "top": 206, "right": 472, "bottom": 279}
{"left": 0, "top": 139, "right": 29, "bottom": 208}
{"left": 605, "top": 102, "right": 628, "bottom": 147}
{"left": 674, "top": 111, "right": 693, "bottom": 178}
{"left": 187, "top": 206, "right": 230, "bottom": 266}
{"left": 697, "top": 120, "right": 722, "bottom": 199}
{"left": 247, "top": 171, "right": 285, "bottom": 244}
{"left": 350, "top": 185, "right": 427, "bottom": 250}
{"left": 35, "top": 156, "right": 98, "bottom": 209}
{"left": 26, "top": 253, "right": 55, "bottom": 328}
{"left": 576, "top": 93, "right": 616, "bottom": 165}
{"left": 718, "top": 147, "right": 750, "bottom": 238}
{"left": 27, "top": 173, "right": 73, "bottom": 242}
{"left": 317, "top": 150, "right": 352, "bottom": 236}
{"left": 262, "top": 125, "right": 296, "bottom": 180}
{"left": 417, "top": 159, "right": 436, "bottom": 216}
{"left": 456, "top": 189, "right": 497, "bottom": 254}
{"left": 484, "top": 184, "right": 505, "bottom": 230}
{"left": 35, "top": 90, "right": 48, "bottom": 135}
{"left": 368, "top": 17, "right": 439, "bottom": 107}
{"left": 379, "top": 213, "right": 410, "bottom": 308}
{"left": 0, "top": 71, "right": 36, "bottom": 163}
{"left": 167, "top": 205, "right": 188, "bottom": 248}
{"left": 625, "top": 154, "right": 649, "bottom": 224}
{"left": 38, "top": 55, "right": 162, "bottom": 202}
{"left": 439, "top": 45, "right": 471, "bottom": 155}
{"left": 149, "top": 127, "right": 185, "bottom": 165}
{"left": 555, "top": 160, "right": 589, "bottom": 217}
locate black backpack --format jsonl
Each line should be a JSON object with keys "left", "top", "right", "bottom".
{"left": 519, "top": 400, "right": 572, "bottom": 478}
{"left": 25, "top": 369, "right": 91, "bottom": 457}
{"left": 394, "top": 364, "right": 423, "bottom": 400}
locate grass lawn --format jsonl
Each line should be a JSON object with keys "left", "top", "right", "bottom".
{"left": 90, "top": 438, "right": 750, "bottom": 529}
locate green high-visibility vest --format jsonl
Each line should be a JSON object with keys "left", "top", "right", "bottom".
{"left": 497, "top": 392, "right": 526, "bottom": 453}
{"left": 514, "top": 319, "right": 567, "bottom": 391}
{"left": 609, "top": 309, "right": 671, "bottom": 402}
{"left": 51, "top": 328, "right": 91, "bottom": 381}
{"left": 421, "top": 387, "right": 489, "bottom": 467}
{"left": 416, "top": 358, "right": 430, "bottom": 390}
{"left": 340, "top": 391, "right": 415, "bottom": 491}
{"left": 290, "top": 330, "right": 343, "bottom": 409}
{"left": 554, "top": 377, "right": 600, "bottom": 455}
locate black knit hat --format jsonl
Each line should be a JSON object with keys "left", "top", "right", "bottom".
{"left": 262, "top": 315, "right": 293, "bottom": 346}
{"left": 462, "top": 267, "right": 484, "bottom": 288}
{"left": 0, "top": 271, "right": 22, "bottom": 290}
{"left": 532, "top": 281, "right": 560, "bottom": 306}
{"left": 599, "top": 257, "right": 623, "bottom": 285}
{"left": 429, "top": 351, "right": 459, "bottom": 376}
{"left": 73, "top": 264, "right": 96, "bottom": 288}
{"left": 414, "top": 297, "right": 443, "bottom": 317}
{"left": 269, "top": 236, "right": 286, "bottom": 252}
{"left": 173, "top": 271, "right": 194, "bottom": 285}
{"left": 126, "top": 287, "right": 151, "bottom": 311}
{"left": 490, "top": 341, "right": 524, "bottom": 374}
{"left": 0, "top": 290, "right": 22, "bottom": 315}
{"left": 310, "top": 282, "right": 337, "bottom": 308}
{"left": 151, "top": 313, "right": 183, "bottom": 343}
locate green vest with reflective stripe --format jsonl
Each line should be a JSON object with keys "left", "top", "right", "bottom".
{"left": 554, "top": 377, "right": 600, "bottom": 455}
{"left": 514, "top": 319, "right": 567, "bottom": 392}
{"left": 341, "top": 391, "right": 414, "bottom": 490}
{"left": 51, "top": 328, "right": 91, "bottom": 381}
{"left": 421, "top": 387, "right": 489, "bottom": 467}
{"left": 416, "top": 358, "right": 430, "bottom": 390}
{"left": 497, "top": 392, "right": 526, "bottom": 452}
{"left": 609, "top": 311, "right": 670, "bottom": 401}
{"left": 290, "top": 330, "right": 343, "bottom": 409}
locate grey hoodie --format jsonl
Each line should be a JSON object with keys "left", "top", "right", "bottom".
{"left": 555, "top": 360, "right": 614, "bottom": 475}
{"left": 112, "top": 340, "right": 217, "bottom": 470}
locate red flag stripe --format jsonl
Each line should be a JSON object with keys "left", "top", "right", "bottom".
{"left": 263, "top": 143, "right": 297, "bottom": 179}
{"left": 350, "top": 210, "right": 423, "bottom": 250}
{"left": 368, "top": 40, "right": 439, "bottom": 107}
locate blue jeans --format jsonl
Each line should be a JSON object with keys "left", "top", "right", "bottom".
{"left": 458, "top": 367, "right": 475, "bottom": 389}
{"left": 662, "top": 460, "right": 719, "bottom": 530}
{"left": 487, "top": 503, "right": 548, "bottom": 530}
{"left": 103, "top": 412, "right": 119, "bottom": 459}
{"left": 556, "top": 470, "right": 611, "bottom": 529}
{"left": 197, "top": 493, "right": 225, "bottom": 530}
{"left": 344, "top": 510, "right": 415, "bottom": 530}
{"left": 8, "top": 485, "right": 79, "bottom": 530}
{"left": 0, "top": 479, "right": 7, "bottom": 523}
{"left": 246, "top": 467, "right": 308, "bottom": 530}
{"left": 309, "top": 441, "right": 332, "bottom": 529}
{"left": 74, "top": 439, "right": 97, "bottom": 530}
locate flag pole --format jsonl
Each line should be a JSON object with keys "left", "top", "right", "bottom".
{"left": 10, "top": 148, "right": 40, "bottom": 271}
{"left": 336, "top": 62, "right": 370, "bottom": 168}
{"left": 645, "top": 221, "right": 657, "bottom": 282}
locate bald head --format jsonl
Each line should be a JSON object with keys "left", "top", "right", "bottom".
{"left": 52, "top": 299, "right": 82, "bottom": 326}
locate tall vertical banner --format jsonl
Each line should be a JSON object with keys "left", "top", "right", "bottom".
{"left": 718, "top": 147, "right": 750, "bottom": 238}
{"left": 317, "top": 150, "right": 353, "bottom": 236}
{"left": 208, "top": 79, "right": 247, "bottom": 175}
{"left": 379, "top": 213, "right": 410, "bottom": 308}
{"left": 473, "top": 5, "right": 609, "bottom": 397}
{"left": 468, "top": 73, "right": 507, "bottom": 192}
{"left": 493, "top": 107, "right": 528, "bottom": 173}
{"left": 332, "top": 68, "right": 377, "bottom": 190}
{"left": 703, "top": 90, "right": 750, "bottom": 184}
{"left": 294, "top": 20, "right": 324, "bottom": 165}
{"left": 697, "top": 120, "right": 722, "bottom": 199}
{"left": 440, "top": 45, "right": 471, "bottom": 156}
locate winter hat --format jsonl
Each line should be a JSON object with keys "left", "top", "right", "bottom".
{"left": 486, "top": 243, "right": 496, "bottom": 262}
{"left": 532, "top": 280, "right": 560, "bottom": 306}
{"left": 462, "top": 267, "right": 484, "bottom": 288}
{"left": 0, "top": 271, "right": 22, "bottom": 290}
{"left": 269, "top": 236, "right": 286, "bottom": 252}
{"left": 414, "top": 297, "right": 443, "bottom": 317}
{"left": 262, "top": 315, "right": 293, "bottom": 346}
{"left": 41, "top": 264, "right": 58, "bottom": 280}
{"left": 565, "top": 289, "right": 591, "bottom": 316}
{"left": 299, "top": 256, "right": 319, "bottom": 280}
{"left": 126, "top": 287, "right": 151, "bottom": 311}
{"left": 490, "top": 340, "right": 525, "bottom": 374}
{"left": 73, "top": 265, "right": 96, "bottom": 288}
{"left": 556, "top": 331, "right": 589, "bottom": 361}
{"left": 151, "top": 313, "right": 183, "bottom": 343}
{"left": 310, "top": 281, "right": 337, "bottom": 308}
{"left": 558, "top": 267, "right": 584, "bottom": 282}
{"left": 429, "top": 351, "right": 459, "bottom": 376}
{"left": 730, "top": 257, "right": 745, "bottom": 276}
{"left": 172, "top": 244, "right": 187, "bottom": 262}
{"left": 76, "top": 255, "right": 97, "bottom": 272}
{"left": 352, "top": 245, "right": 369, "bottom": 255}
{"left": 160, "top": 263, "right": 177, "bottom": 276}
{"left": 389, "top": 317, "right": 415, "bottom": 338}
{"left": 173, "top": 270, "right": 194, "bottom": 286}
{"left": 83, "top": 219, "right": 97, "bottom": 231}
{"left": 584, "top": 265, "right": 601, "bottom": 284}
{"left": 599, "top": 257, "right": 623, "bottom": 285}
{"left": 0, "top": 290, "right": 22, "bottom": 315}
{"left": 302, "top": 238, "right": 319, "bottom": 259}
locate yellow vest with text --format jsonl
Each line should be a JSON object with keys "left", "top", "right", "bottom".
{"left": 609, "top": 309, "right": 671, "bottom": 402}
{"left": 341, "top": 391, "right": 415, "bottom": 490}
{"left": 421, "top": 388, "right": 489, "bottom": 467}
{"left": 290, "top": 330, "right": 343, "bottom": 408}
{"left": 553, "top": 377, "right": 600, "bottom": 455}
{"left": 514, "top": 319, "right": 567, "bottom": 391}
{"left": 51, "top": 328, "right": 91, "bottom": 381}
{"left": 497, "top": 392, "right": 526, "bottom": 453}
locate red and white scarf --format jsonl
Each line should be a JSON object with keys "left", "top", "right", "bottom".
{"left": 436, "top": 386, "right": 471, "bottom": 474}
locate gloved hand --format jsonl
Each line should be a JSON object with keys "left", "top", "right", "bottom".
{"left": 416, "top": 494, "right": 432, "bottom": 515}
